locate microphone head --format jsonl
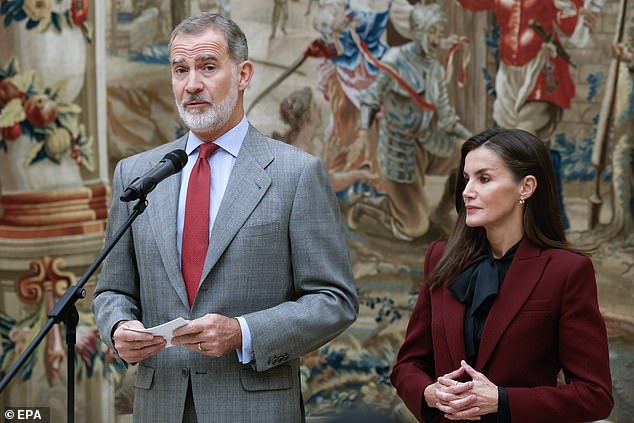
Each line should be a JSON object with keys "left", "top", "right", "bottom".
{"left": 163, "top": 149, "right": 188, "bottom": 172}
{"left": 119, "top": 149, "right": 189, "bottom": 203}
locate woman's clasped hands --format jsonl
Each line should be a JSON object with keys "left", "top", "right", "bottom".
{"left": 424, "top": 360, "right": 499, "bottom": 421}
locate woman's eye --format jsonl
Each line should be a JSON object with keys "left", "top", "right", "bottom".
{"left": 480, "top": 176, "right": 490, "bottom": 183}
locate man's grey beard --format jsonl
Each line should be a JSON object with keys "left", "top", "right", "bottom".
{"left": 176, "top": 80, "right": 238, "bottom": 133}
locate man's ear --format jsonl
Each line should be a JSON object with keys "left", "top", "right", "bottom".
{"left": 520, "top": 175, "right": 537, "bottom": 200}
{"left": 237, "top": 60, "right": 254, "bottom": 92}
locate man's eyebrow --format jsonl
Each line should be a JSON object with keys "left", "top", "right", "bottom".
{"left": 171, "top": 54, "right": 218, "bottom": 66}
{"left": 194, "top": 54, "right": 218, "bottom": 62}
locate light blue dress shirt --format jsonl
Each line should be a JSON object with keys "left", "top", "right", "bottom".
{"left": 176, "top": 114, "right": 254, "bottom": 364}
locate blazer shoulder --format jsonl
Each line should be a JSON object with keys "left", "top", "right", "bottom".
{"left": 424, "top": 240, "right": 447, "bottom": 274}
{"left": 540, "top": 247, "right": 592, "bottom": 267}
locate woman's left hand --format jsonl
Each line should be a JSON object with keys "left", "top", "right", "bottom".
{"left": 459, "top": 360, "right": 499, "bottom": 416}
{"left": 437, "top": 360, "right": 499, "bottom": 420}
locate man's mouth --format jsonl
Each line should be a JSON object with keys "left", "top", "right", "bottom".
{"left": 184, "top": 101, "right": 210, "bottom": 107}
{"left": 183, "top": 96, "right": 212, "bottom": 107}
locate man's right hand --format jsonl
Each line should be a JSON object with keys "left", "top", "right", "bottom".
{"left": 113, "top": 320, "right": 166, "bottom": 363}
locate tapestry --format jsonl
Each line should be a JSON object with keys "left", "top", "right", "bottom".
{"left": 0, "top": 0, "right": 632, "bottom": 422}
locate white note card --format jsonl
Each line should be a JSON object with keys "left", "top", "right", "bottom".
{"left": 126, "top": 317, "right": 189, "bottom": 348}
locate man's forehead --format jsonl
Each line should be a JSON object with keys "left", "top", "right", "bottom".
{"left": 170, "top": 29, "right": 229, "bottom": 61}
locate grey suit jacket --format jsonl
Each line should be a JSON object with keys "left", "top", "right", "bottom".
{"left": 93, "top": 125, "right": 358, "bottom": 422}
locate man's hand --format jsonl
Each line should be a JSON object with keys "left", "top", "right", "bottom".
{"left": 113, "top": 320, "right": 166, "bottom": 363}
{"left": 171, "top": 313, "right": 242, "bottom": 357}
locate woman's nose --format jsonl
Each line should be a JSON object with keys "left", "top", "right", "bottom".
{"left": 462, "top": 181, "right": 475, "bottom": 200}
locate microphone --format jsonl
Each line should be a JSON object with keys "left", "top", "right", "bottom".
{"left": 120, "top": 149, "right": 188, "bottom": 202}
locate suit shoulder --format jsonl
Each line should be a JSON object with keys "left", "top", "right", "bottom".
{"left": 262, "top": 135, "right": 321, "bottom": 167}
{"left": 265, "top": 136, "right": 315, "bottom": 157}
{"left": 118, "top": 138, "right": 185, "bottom": 167}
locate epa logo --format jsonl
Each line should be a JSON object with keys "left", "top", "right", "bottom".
{"left": 4, "top": 408, "right": 49, "bottom": 422}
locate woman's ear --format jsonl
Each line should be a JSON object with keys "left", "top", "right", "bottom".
{"left": 520, "top": 175, "right": 537, "bottom": 200}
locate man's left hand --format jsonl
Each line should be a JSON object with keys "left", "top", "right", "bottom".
{"left": 171, "top": 313, "right": 242, "bottom": 356}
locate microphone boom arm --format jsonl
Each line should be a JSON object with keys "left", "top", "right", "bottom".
{"left": 0, "top": 198, "right": 149, "bottom": 423}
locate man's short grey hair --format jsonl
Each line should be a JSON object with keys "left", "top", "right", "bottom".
{"left": 168, "top": 12, "right": 248, "bottom": 64}
{"left": 410, "top": 3, "right": 447, "bottom": 36}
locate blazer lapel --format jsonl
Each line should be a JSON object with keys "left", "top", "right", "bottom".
{"left": 147, "top": 136, "right": 190, "bottom": 309}
{"left": 441, "top": 287, "right": 467, "bottom": 367}
{"left": 199, "top": 126, "right": 273, "bottom": 282}
{"left": 475, "top": 239, "right": 550, "bottom": 369}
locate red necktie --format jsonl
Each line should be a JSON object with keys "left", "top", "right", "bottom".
{"left": 182, "top": 143, "right": 219, "bottom": 307}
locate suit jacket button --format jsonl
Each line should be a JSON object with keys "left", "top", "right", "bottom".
{"left": 181, "top": 367, "right": 189, "bottom": 378}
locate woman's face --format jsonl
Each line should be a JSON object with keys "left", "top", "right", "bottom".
{"left": 462, "top": 146, "right": 527, "bottom": 233}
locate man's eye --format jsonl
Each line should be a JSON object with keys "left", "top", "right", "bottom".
{"left": 203, "top": 65, "right": 215, "bottom": 72}
{"left": 173, "top": 68, "right": 187, "bottom": 75}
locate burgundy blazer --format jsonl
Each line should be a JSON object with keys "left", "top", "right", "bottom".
{"left": 391, "top": 238, "right": 613, "bottom": 423}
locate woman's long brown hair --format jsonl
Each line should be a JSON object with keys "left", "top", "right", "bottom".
{"left": 425, "top": 127, "right": 577, "bottom": 289}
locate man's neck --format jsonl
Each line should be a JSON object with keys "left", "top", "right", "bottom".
{"left": 193, "top": 101, "right": 245, "bottom": 142}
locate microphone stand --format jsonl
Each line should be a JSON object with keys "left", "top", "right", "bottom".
{"left": 0, "top": 197, "right": 149, "bottom": 423}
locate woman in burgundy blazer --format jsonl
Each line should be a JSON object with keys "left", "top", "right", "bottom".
{"left": 391, "top": 128, "right": 613, "bottom": 422}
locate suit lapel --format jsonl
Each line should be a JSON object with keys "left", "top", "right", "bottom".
{"left": 475, "top": 239, "right": 549, "bottom": 369}
{"left": 199, "top": 126, "right": 273, "bottom": 282}
{"left": 147, "top": 136, "right": 190, "bottom": 309}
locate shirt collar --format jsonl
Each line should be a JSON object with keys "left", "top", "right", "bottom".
{"left": 185, "top": 114, "right": 248, "bottom": 158}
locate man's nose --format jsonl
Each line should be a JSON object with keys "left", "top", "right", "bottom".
{"left": 185, "top": 71, "right": 203, "bottom": 93}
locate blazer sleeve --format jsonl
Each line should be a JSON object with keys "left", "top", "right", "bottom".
{"left": 243, "top": 156, "right": 358, "bottom": 372}
{"left": 92, "top": 159, "right": 143, "bottom": 350}
{"left": 506, "top": 255, "right": 614, "bottom": 422}
{"left": 390, "top": 240, "right": 445, "bottom": 423}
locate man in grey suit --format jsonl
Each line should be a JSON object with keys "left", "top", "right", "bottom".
{"left": 93, "top": 12, "right": 357, "bottom": 423}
